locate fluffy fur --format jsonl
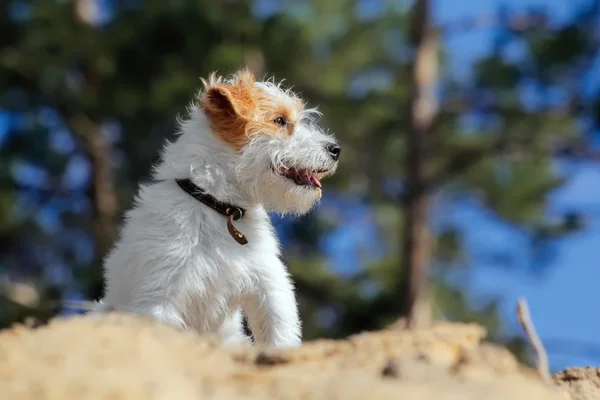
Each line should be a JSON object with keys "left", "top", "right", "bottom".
{"left": 94, "top": 68, "right": 340, "bottom": 348}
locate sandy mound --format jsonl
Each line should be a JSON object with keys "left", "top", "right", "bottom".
{"left": 554, "top": 367, "right": 600, "bottom": 400}
{"left": 0, "top": 313, "right": 569, "bottom": 399}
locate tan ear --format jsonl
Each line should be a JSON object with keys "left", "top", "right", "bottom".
{"left": 199, "top": 69, "right": 259, "bottom": 150}
{"left": 202, "top": 85, "right": 253, "bottom": 120}
{"left": 200, "top": 68, "right": 256, "bottom": 120}
{"left": 200, "top": 84, "right": 256, "bottom": 150}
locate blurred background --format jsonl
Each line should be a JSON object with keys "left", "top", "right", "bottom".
{"left": 1, "top": 0, "right": 599, "bottom": 372}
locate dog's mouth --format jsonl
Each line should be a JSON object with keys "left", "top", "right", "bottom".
{"left": 276, "top": 166, "right": 331, "bottom": 188}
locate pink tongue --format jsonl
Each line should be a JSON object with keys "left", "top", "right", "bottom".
{"left": 310, "top": 175, "right": 322, "bottom": 188}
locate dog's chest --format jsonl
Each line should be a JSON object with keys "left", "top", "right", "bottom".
{"left": 179, "top": 214, "right": 279, "bottom": 326}
{"left": 184, "top": 209, "right": 279, "bottom": 283}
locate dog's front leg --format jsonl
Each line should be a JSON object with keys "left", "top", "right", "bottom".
{"left": 243, "top": 258, "right": 301, "bottom": 348}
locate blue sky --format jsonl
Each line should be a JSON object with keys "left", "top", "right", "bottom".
{"left": 431, "top": 0, "right": 600, "bottom": 370}
{"left": 446, "top": 165, "right": 600, "bottom": 370}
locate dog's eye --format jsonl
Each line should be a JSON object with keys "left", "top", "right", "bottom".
{"left": 274, "top": 117, "right": 287, "bottom": 127}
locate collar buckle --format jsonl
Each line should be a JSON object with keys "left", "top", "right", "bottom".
{"left": 230, "top": 207, "right": 243, "bottom": 221}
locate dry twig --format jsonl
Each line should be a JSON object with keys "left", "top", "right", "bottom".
{"left": 517, "top": 297, "right": 552, "bottom": 385}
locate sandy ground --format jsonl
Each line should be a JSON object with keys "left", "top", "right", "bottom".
{"left": 0, "top": 313, "right": 582, "bottom": 399}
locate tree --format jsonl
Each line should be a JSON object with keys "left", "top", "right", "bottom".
{"left": 400, "top": 0, "right": 436, "bottom": 327}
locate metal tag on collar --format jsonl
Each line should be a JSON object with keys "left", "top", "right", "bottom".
{"left": 226, "top": 208, "right": 248, "bottom": 245}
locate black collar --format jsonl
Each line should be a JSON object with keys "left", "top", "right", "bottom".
{"left": 175, "top": 178, "right": 248, "bottom": 245}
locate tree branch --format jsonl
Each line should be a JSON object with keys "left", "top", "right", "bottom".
{"left": 517, "top": 297, "right": 552, "bottom": 385}
{"left": 51, "top": 104, "right": 118, "bottom": 300}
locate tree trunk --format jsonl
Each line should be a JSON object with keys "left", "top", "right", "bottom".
{"left": 400, "top": 0, "right": 438, "bottom": 328}
{"left": 72, "top": 0, "right": 119, "bottom": 299}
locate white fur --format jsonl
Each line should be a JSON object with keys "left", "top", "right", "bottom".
{"left": 94, "top": 78, "right": 339, "bottom": 348}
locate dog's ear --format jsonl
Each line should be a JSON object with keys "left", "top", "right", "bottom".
{"left": 200, "top": 69, "right": 257, "bottom": 149}
{"left": 203, "top": 85, "right": 251, "bottom": 120}
{"left": 201, "top": 68, "right": 256, "bottom": 121}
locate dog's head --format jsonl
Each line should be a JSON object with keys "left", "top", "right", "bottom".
{"left": 198, "top": 68, "right": 340, "bottom": 214}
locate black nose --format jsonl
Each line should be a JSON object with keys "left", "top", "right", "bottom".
{"left": 325, "top": 143, "right": 341, "bottom": 161}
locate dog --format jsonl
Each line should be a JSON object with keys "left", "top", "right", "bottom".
{"left": 94, "top": 68, "right": 341, "bottom": 348}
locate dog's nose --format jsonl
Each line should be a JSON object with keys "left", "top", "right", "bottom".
{"left": 325, "top": 143, "right": 341, "bottom": 161}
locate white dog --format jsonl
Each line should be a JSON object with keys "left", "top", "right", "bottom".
{"left": 94, "top": 68, "right": 341, "bottom": 348}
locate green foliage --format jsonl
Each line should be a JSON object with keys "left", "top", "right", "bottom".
{"left": 475, "top": 55, "right": 521, "bottom": 89}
